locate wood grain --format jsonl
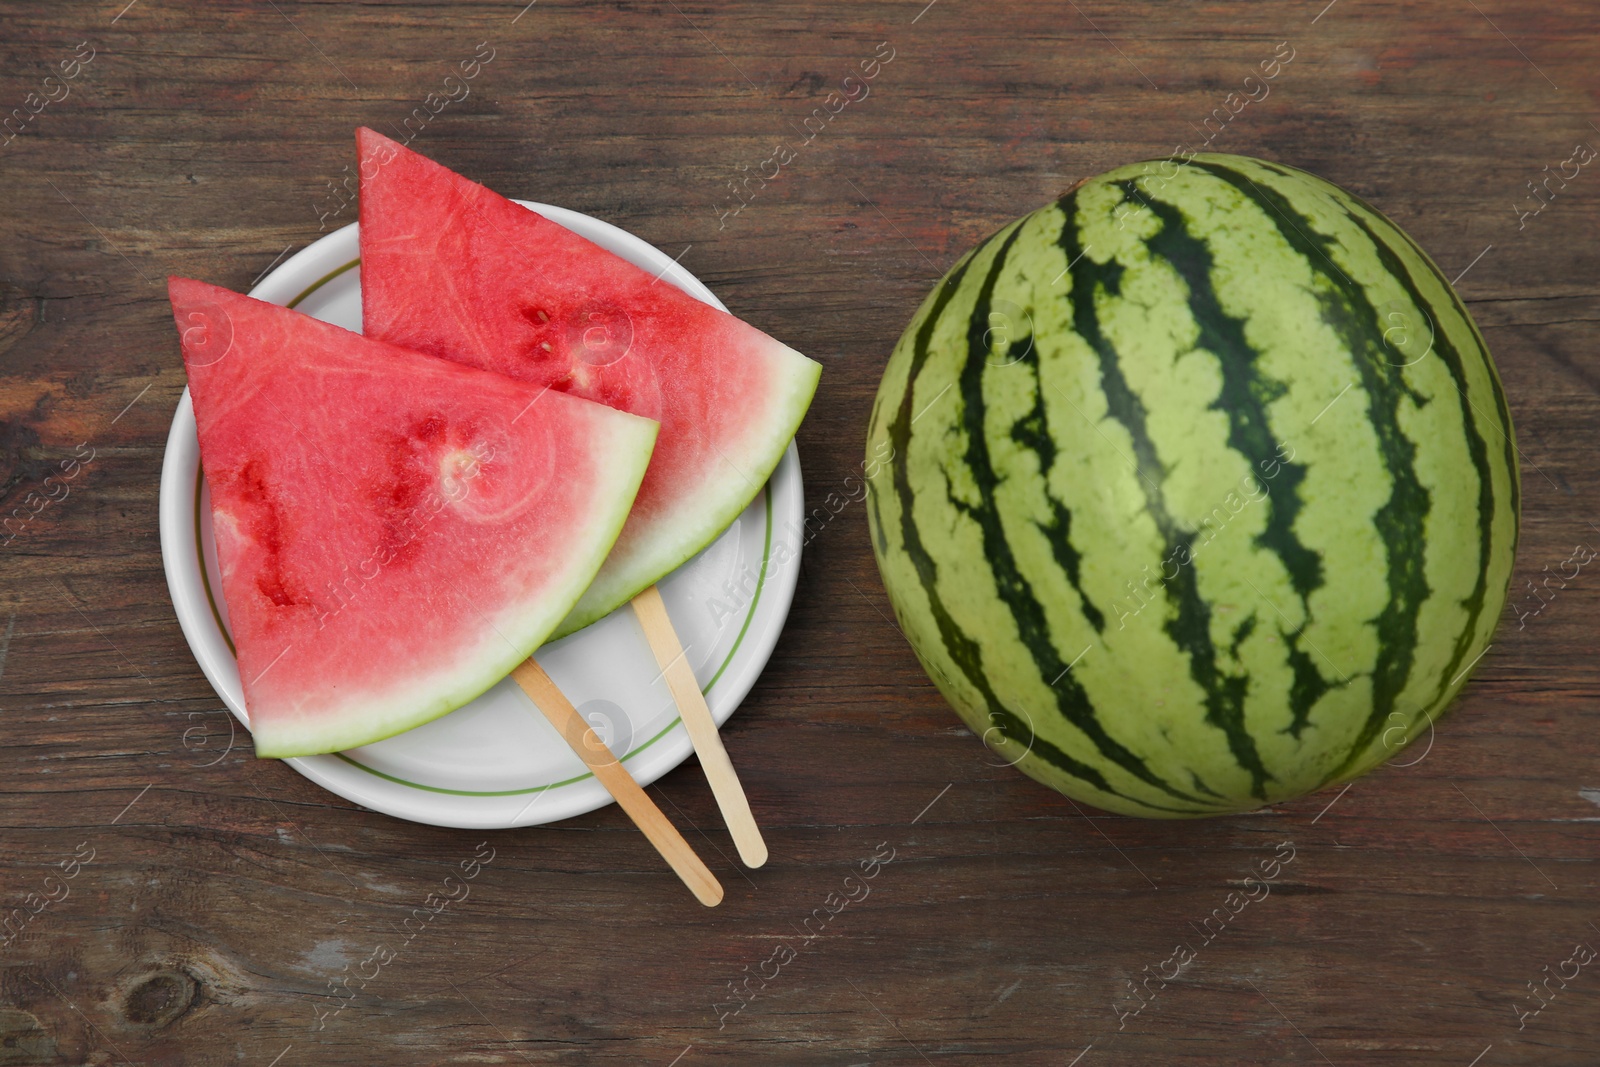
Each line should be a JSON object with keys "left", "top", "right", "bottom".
{"left": 2, "top": 1, "right": 1599, "bottom": 1063}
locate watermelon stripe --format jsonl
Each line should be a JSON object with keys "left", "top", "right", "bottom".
{"left": 883, "top": 249, "right": 1184, "bottom": 814}
{"left": 1132, "top": 185, "right": 1334, "bottom": 740}
{"left": 1292, "top": 161, "right": 1518, "bottom": 545}
{"left": 1335, "top": 204, "right": 1500, "bottom": 732}
{"left": 1480, "top": 328, "right": 1522, "bottom": 522}
{"left": 953, "top": 223, "right": 1209, "bottom": 807}
{"left": 1059, "top": 188, "right": 1273, "bottom": 800}
{"left": 1008, "top": 350, "right": 1105, "bottom": 632}
{"left": 1397, "top": 176, "right": 1520, "bottom": 534}
{"left": 1186, "top": 160, "right": 1434, "bottom": 776}
{"left": 1185, "top": 770, "right": 1227, "bottom": 800}
{"left": 1283, "top": 643, "right": 1332, "bottom": 740}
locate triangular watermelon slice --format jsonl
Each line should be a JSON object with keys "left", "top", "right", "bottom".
{"left": 356, "top": 128, "right": 821, "bottom": 636}
{"left": 171, "top": 277, "right": 659, "bottom": 757}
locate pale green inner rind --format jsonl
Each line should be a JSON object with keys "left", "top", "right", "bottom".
{"left": 252, "top": 414, "right": 660, "bottom": 758}
{"left": 552, "top": 348, "right": 821, "bottom": 638}
{"left": 867, "top": 152, "right": 1518, "bottom": 817}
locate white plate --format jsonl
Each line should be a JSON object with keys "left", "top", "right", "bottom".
{"left": 159, "top": 202, "right": 804, "bottom": 829}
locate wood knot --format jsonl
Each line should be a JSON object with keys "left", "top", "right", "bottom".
{"left": 0, "top": 1008, "right": 56, "bottom": 1066}
{"left": 121, "top": 969, "right": 198, "bottom": 1029}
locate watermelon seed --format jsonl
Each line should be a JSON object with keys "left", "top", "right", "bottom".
{"left": 537, "top": 309, "right": 549, "bottom": 323}
{"left": 540, "top": 342, "right": 553, "bottom": 352}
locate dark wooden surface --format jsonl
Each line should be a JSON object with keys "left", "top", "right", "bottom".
{"left": 3, "top": 1, "right": 1599, "bottom": 1063}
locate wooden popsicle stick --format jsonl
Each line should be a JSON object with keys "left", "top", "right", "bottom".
{"left": 631, "top": 584, "right": 769, "bottom": 869}
{"left": 510, "top": 658, "right": 724, "bottom": 907}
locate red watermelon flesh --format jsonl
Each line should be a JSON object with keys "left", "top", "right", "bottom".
{"left": 356, "top": 128, "right": 821, "bottom": 637}
{"left": 171, "top": 277, "right": 658, "bottom": 757}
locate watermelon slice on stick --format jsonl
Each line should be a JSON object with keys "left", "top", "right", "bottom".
{"left": 356, "top": 127, "right": 821, "bottom": 635}
{"left": 175, "top": 277, "right": 724, "bottom": 904}
{"left": 357, "top": 129, "right": 817, "bottom": 868}
{"left": 169, "top": 277, "right": 661, "bottom": 760}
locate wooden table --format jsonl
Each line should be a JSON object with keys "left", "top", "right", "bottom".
{"left": 3, "top": 1, "right": 1597, "bottom": 1063}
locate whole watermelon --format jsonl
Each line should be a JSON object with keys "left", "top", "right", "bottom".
{"left": 865, "top": 153, "right": 1518, "bottom": 817}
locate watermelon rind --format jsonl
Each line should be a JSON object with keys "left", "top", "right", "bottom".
{"left": 252, "top": 413, "right": 659, "bottom": 759}
{"left": 552, "top": 353, "right": 819, "bottom": 638}
{"left": 171, "top": 278, "right": 660, "bottom": 759}
{"left": 355, "top": 127, "right": 822, "bottom": 641}
{"left": 866, "top": 153, "right": 1519, "bottom": 817}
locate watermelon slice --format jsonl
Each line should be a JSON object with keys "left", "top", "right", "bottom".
{"left": 356, "top": 128, "right": 821, "bottom": 636}
{"left": 170, "top": 277, "right": 659, "bottom": 758}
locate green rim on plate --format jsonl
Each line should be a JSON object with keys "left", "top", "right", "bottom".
{"left": 192, "top": 257, "right": 779, "bottom": 797}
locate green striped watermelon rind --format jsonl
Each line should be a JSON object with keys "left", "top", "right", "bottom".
{"left": 551, "top": 354, "right": 820, "bottom": 639}
{"left": 866, "top": 153, "right": 1519, "bottom": 818}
